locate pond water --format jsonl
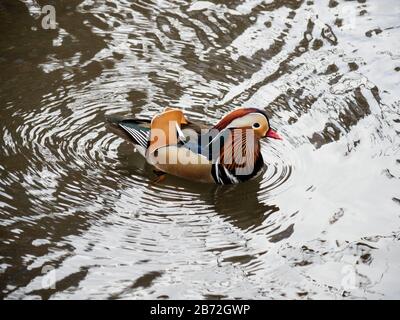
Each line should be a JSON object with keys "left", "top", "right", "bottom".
{"left": 0, "top": 0, "right": 399, "bottom": 299}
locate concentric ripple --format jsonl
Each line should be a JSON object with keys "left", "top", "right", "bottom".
{"left": 1, "top": 0, "right": 400, "bottom": 299}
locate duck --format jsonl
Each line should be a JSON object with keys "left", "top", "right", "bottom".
{"left": 108, "top": 107, "right": 282, "bottom": 184}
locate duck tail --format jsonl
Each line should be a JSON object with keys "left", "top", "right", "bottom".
{"left": 106, "top": 116, "right": 151, "bottom": 150}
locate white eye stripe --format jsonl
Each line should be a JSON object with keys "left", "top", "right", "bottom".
{"left": 228, "top": 112, "right": 268, "bottom": 129}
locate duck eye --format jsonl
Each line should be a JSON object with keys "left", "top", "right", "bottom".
{"left": 253, "top": 122, "right": 260, "bottom": 129}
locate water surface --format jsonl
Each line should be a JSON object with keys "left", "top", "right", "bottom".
{"left": 0, "top": 0, "right": 400, "bottom": 299}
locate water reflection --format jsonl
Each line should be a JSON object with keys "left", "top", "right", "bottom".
{"left": 1, "top": 0, "right": 400, "bottom": 299}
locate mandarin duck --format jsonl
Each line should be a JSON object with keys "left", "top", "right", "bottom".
{"left": 108, "top": 107, "right": 282, "bottom": 184}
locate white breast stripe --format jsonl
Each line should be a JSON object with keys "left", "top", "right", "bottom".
{"left": 215, "top": 157, "right": 223, "bottom": 184}
{"left": 223, "top": 166, "right": 239, "bottom": 184}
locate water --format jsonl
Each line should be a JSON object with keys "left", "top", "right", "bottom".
{"left": 0, "top": 0, "right": 399, "bottom": 299}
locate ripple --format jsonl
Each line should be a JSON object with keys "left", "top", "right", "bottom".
{"left": 1, "top": 0, "right": 400, "bottom": 300}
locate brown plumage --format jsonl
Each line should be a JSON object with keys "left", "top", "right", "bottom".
{"left": 219, "top": 128, "right": 261, "bottom": 174}
{"left": 214, "top": 108, "right": 271, "bottom": 131}
{"left": 108, "top": 107, "right": 282, "bottom": 184}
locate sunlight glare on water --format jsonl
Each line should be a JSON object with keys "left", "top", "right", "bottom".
{"left": 0, "top": 0, "right": 400, "bottom": 299}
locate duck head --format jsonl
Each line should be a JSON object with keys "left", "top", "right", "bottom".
{"left": 213, "top": 108, "right": 282, "bottom": 140}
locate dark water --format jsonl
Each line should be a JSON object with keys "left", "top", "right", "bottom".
{"left": 0, "top": 0, "right": 399, "bottom": 299}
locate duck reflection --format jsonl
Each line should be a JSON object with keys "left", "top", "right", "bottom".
{"left": 142, "top": 165, "right": 280, "bottom": 232}
{"left": 208, "top": 178, "right": 280, "bottom": 231}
